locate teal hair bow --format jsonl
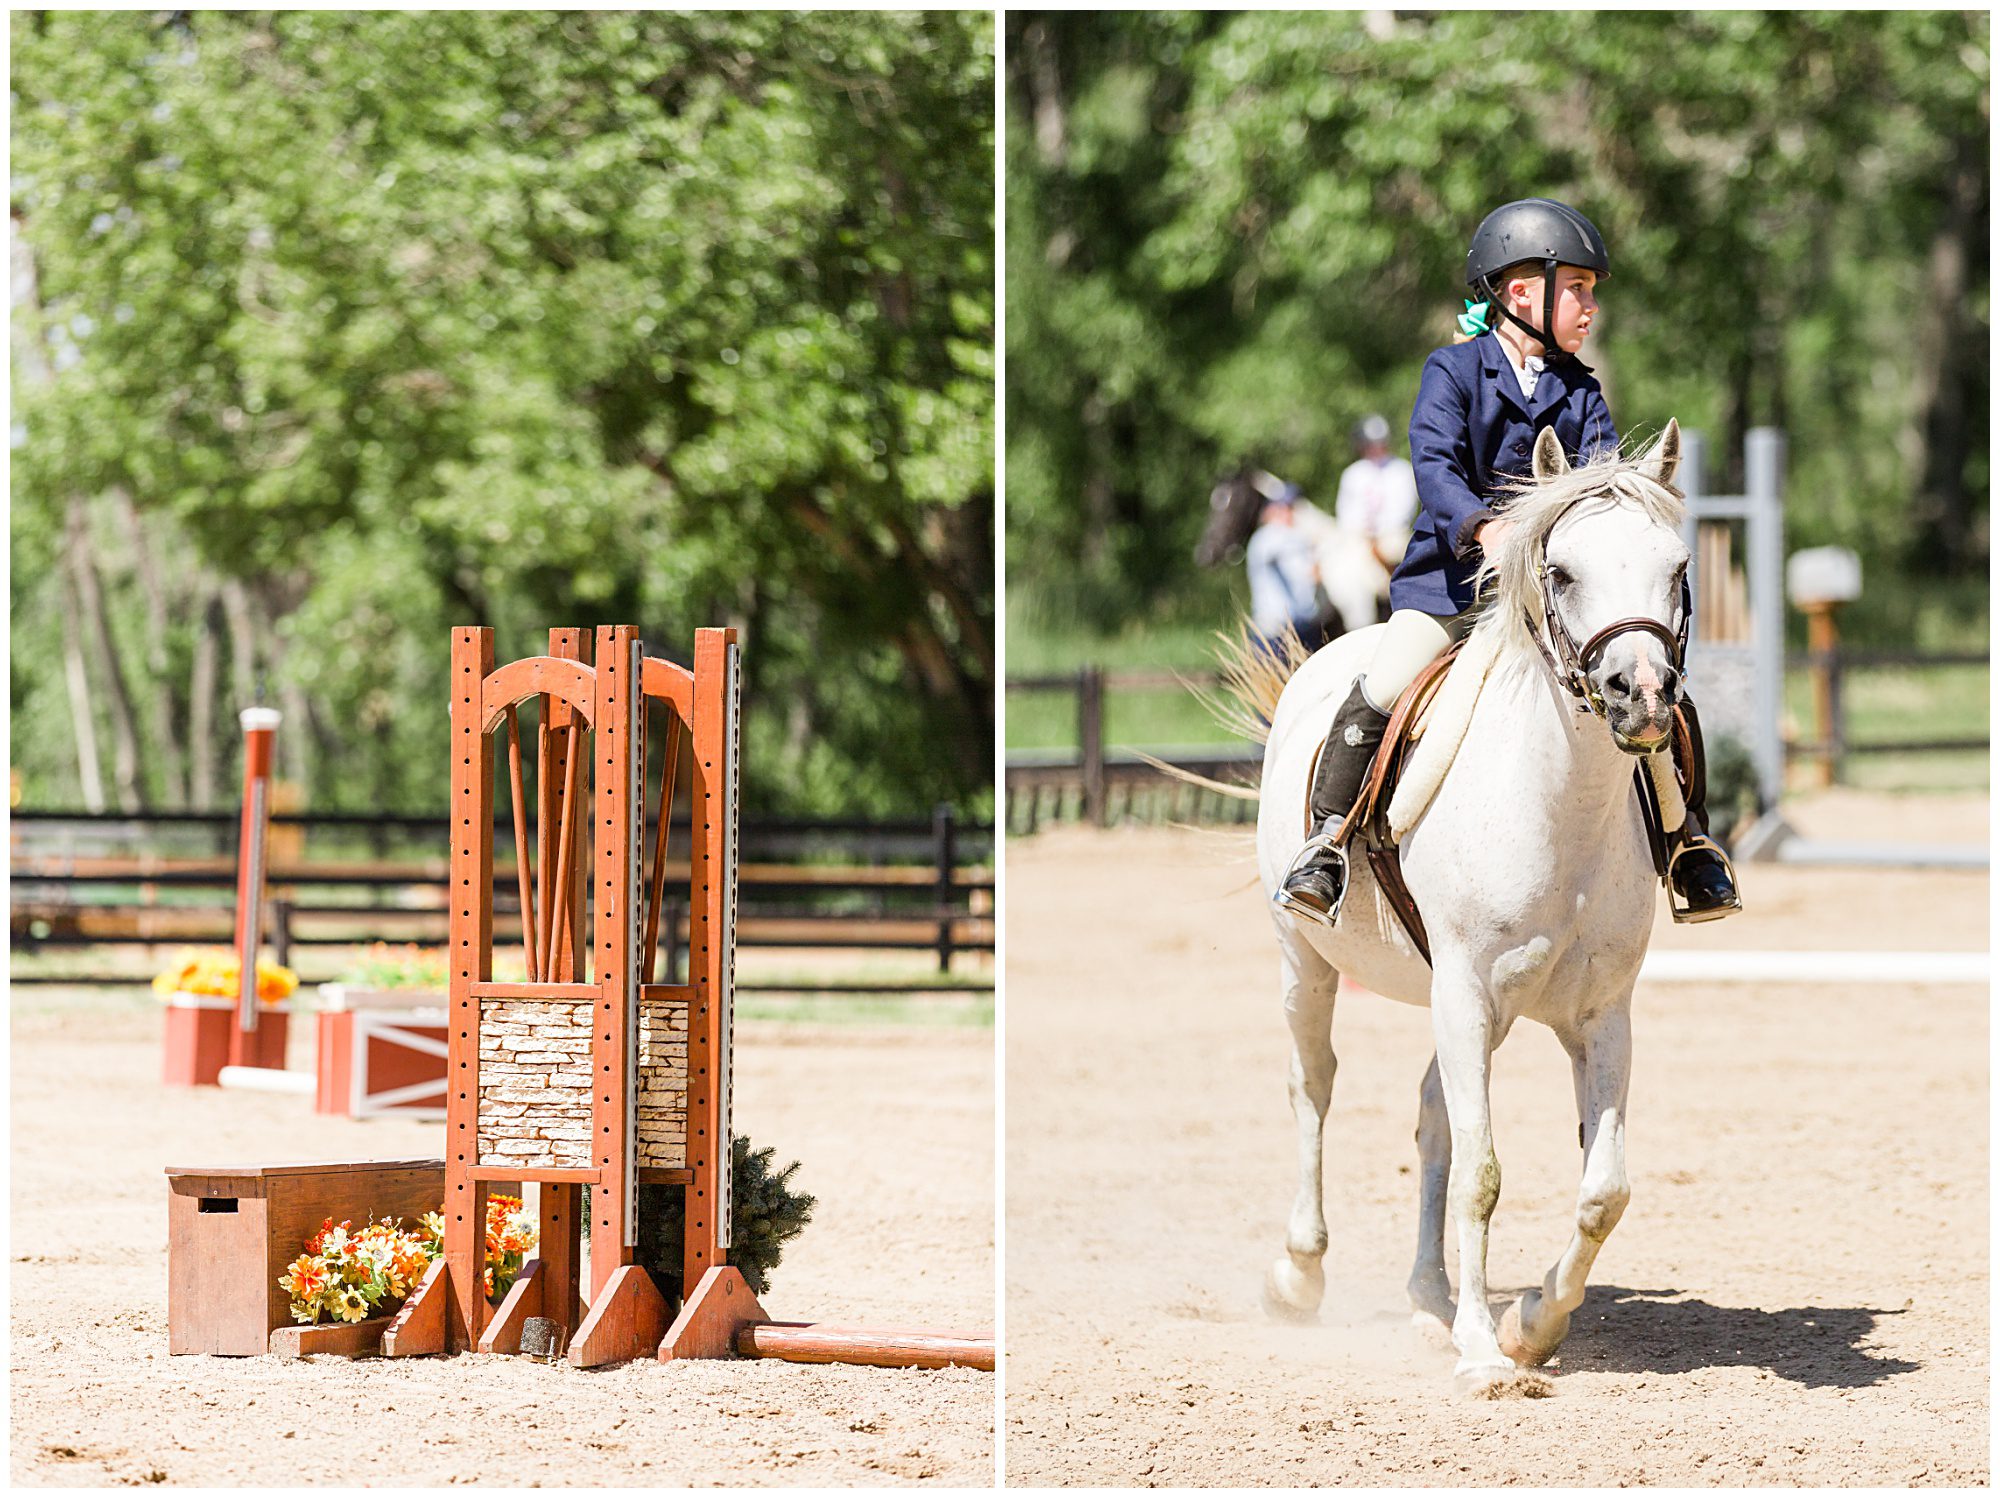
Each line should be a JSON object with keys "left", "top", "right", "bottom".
{"left": 1457, "top": 298, "right": 1493, "bottom": 338}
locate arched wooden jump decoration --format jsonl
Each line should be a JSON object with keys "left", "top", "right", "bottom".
{"left": 380, "top": 623, "right": 991, "bottom": 1373}
{"left": 376, "top": 624, "right": 739, "bottom": 1366}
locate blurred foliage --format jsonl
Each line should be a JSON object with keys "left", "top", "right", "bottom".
{"left": 12, "top": 10, "right": 994, "bottom": 817}
{"left": 1006, "top": 11, "right": 1988, "bottom": 641}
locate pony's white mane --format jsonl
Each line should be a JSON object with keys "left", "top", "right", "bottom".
{"left": 1470, "top": 443, "right": 1686, "bottom": 657}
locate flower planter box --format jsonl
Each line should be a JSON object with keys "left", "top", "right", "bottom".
{"left": 164, "top": 1158, "right": 444, "bottom": 1356}
{"left": 314, "top": 985, "right": 448, "bottom": 1120}
{"left": 161, "top": 992, "right": 290, "bottom": 1088}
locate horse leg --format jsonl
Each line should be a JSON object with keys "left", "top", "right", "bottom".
{"left": 1406, "top": 1054, "right": 1454, "bottom": 1335}
{"left": 1430, "top": 977, "right": 1512, "bottom": 1388}
{"left": 1499, "top": 1005, "right": 1633, "bottom": 1367}
{"left": 1262, "top": 928, "right": 1341, "bottom": 1321}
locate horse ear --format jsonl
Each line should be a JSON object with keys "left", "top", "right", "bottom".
{"left": 1531, "top": 426, "right": 1570, "bottom": 481}
{"left": 1641, "top": 419, "right": 1682, "bottom": 488}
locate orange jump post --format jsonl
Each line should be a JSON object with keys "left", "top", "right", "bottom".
{"left": 164, "top": 707, "right": 289, "bottom": 1086}
{"left": 231, "top": 706, "right": 282, "bottom": 1068}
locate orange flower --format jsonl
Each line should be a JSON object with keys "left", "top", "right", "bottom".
{"left": 152, "top": 947, "right": 296, "bottom": 1003}
{"left": 279, "top": 1254, "right": 326, "bottom": 1302}
{"left": 305, "top": 1217, "right": 350, "bottom": 1255}
{"left": 392, "top": 1246, "right": 431, "bottom": 1289}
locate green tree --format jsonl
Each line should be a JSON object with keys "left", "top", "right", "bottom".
{"left": 1007, "top": 11, "right": 1988, "bottom": 639}
{"left": 13, "top": 10, "right": 995, "bottom": 817}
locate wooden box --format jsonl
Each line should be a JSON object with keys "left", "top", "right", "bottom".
{"left": 165, "top": 1159, "right": 443, "bottom": 1355}
{"left": 161, "top": 992, "right": 290, "bottom": 1087}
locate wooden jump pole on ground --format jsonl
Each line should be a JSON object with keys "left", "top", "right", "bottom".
{"left": 737, "top": 1323, "right": 996, "bottom": 1372}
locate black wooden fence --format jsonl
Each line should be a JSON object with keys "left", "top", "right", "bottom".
{"left": 1008, "top": 648, "right": 1987, "bottom": 833}
{"left": 11, "top": 806, "right": 994, "bottom": 993}
{"left": 1783, "top": 648, "right": 1989, "bottom": 768}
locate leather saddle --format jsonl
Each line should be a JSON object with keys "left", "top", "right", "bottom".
{"left": 1306, "top": 642, "right": 1684, "bottom": 967}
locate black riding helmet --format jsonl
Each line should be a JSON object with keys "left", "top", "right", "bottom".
{"left": 1464, "top": 198, "right": 1609, "bottom": 361}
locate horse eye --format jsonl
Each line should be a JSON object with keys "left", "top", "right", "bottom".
{"left": 1547, "top": 566, "right": 1571, "bottom": 590}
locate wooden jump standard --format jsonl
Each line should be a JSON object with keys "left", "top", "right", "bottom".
{"left": 380, "top": 625, "right": 992, "bottom": 1373}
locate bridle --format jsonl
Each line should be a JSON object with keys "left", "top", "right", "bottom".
{"left": 1527, "top": 510, "right": 1691, "bottom": 720}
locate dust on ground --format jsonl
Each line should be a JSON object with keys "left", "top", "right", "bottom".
{"left": 1005, "top": 789, "right": 1987, "bottom": 1486}
{"left": 10, "top": 997, "right": 994, "bottom": 1487}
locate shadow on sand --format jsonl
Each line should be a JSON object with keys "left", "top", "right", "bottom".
{"left": 1541, "top": 1284, "right": 1917, "bottom": 1389}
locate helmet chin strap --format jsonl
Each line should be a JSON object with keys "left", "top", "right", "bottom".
{"left": 1484, "top": 257, "right": 1568, "bottom": 362}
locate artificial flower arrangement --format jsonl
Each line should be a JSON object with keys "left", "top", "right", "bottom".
{"left": 152, "top": 947, "right": 298, "bottom": 1003}
{"left": 278, "top": 1195, "right": 537, "bottom": 1325}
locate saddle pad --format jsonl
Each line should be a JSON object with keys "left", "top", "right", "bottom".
{"left": 1387, "top": 622, "right": 1502, "bottom": 842}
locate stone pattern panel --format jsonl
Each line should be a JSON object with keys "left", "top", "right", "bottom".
{"left": 477, "top": 997, "right": 593, "bottom": 1169}
{"left": 636, "top": 991, "right": 689, "bottom": 1168}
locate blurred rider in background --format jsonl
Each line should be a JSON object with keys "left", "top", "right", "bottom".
{"left": 1246, "top": 482, "right": 1324, "bottom": 655}
{"left": 1336, "top": 410, "right": 1416, "bottom": 620}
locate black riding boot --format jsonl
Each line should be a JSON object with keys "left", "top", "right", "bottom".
{"left": 1663, "top": 697, "right": 1742, "bottom": 922}
{"left": 1274, "top": 680, "right": 1392, "bottom": 927}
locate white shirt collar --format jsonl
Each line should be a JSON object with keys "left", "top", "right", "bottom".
{"left": 1513, "top": 352, "right": 1544, "bottom": 399}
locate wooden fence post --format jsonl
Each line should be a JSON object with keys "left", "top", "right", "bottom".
{"left": 1078, "top": 667, "right": 1106, "bottom": 828}
{"left": 271, "top": 897, "right": 292, "bottom": 972}
{"left": 933, "top": 803, "right": 956, "bottom": 974}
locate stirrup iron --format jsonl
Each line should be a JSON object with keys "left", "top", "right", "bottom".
{"left": 1666, "top": 834, "right": 1743, "bottom": 925}
{"left": 1274, "top": 827, "right": 1351, "bottom": 930}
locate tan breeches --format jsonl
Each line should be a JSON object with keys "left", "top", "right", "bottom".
{"left": 1359, "top": 608, "right": 1476, "bottom": 711}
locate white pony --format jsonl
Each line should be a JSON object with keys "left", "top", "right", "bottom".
{"left": 1247, "top": 421, "right": 1691, "bottom": 1394}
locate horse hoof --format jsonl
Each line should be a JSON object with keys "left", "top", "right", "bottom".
{"left": 1407, "top": 1274, "right": 1456, "bottom": 1333}
{"left": 1497, "top": 1296, "right": 1564, "bottom": 1368}
{"left": 1456, "top": 1362, "right": 1556, "bottom": 1400}
{"left": 1262, "top": 1258, "right": 1323, "bottom": 1322}
{"left": 1451, "top": 1357, "right": 1518, "bottom": 1396}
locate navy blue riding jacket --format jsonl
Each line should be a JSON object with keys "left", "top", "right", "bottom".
{"left": 1389, "top": 332, "right": 1619, "bottom": 615}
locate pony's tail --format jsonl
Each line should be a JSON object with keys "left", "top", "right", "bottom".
{"left": 1131, "top": 622, "right": 1300, "bottom": 807}
{"left": 1193, "top": 622, "right": 1308, "bottom": 748}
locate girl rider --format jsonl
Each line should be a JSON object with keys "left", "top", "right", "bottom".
{"left": 1276, "top": 198, "right": 1741, "bottom": 928}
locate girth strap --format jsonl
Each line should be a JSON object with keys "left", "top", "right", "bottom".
{"left": 1368, "top": 849, "right": 1432, "bottom": 967}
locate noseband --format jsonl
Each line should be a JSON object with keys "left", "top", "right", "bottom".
{"left": 1532, "top": 556, "right": 1691, "bottom": 718}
